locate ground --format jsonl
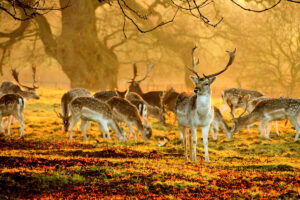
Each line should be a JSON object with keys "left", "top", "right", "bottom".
{"left": 0, "top": 88, "right": 299, "bottom": 199}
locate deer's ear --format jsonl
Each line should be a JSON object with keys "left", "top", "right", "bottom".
{"left": 209, "top": 77, "right": 216, "bottom": 85}
{"left": 190, "top": 76, "right": 199, "bottom": 84}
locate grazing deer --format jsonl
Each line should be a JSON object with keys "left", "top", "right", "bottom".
{"left": 0, "top": 94, "right": 25, "bottom": 137}
{"left": 68, "top": 97, "right": 126, "bottom": 141}
{"left": 55, "top": 88, "right": 92, "bottom": 133}
{"left": 221, "top": 88, "right": 263, "bottom": 118}
{"left": 106, "top": 96, "right": 152, "bottom": 141}
{"left": 175, "top": 46, "right": 236, "bottom": 162}
{"left": 210, "top": 106, "right": 231, "bottom": 141}
{"left": 246, "top": 96, "right": 279, "bottom": 136}
{"left": 230, "top": 98, "right": 300, "bottom": 142}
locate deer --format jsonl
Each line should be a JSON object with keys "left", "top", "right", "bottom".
{"left": 106, "top": 96, "right": 152, "bottom": 141}
{"left": 210, "top": 106, "right": 231, "bottom": 141}
{"left": 221, "top": 88, "right": 263, "bottom": 119}
{"left": 68, "top": 96, "right": 126, "bottom": 141}
{"left": 175, "top": 46, "right": 236, "bottom": 162}
{"left": 55, "top": 88, "right": 92, "bottom": 133}
{"left": 94, "top": 90, "right": 165, "bottom": 125}
{"left": 0, "top": 94, "right": 25, "bottom": 137}
{"left": 128, "top": 63, "right": 179, "bottom": 113}
{"left": 120, "top": 90, "right": 165, "bottom": 125}
{"left": 245, "top": 96, "right": 279, "bottom": 136}
{"left": 230, "top": 98, "right": 300, "bottom": 142}
{"left": 0, "top": 66, "right": 39, "bottom": 135}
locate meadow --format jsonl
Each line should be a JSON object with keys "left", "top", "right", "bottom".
{"left": 0, "top": 88, "right": 299, "bottom": 199}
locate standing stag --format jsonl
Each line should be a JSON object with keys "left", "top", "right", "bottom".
{"left": 68, "top": 97, "right": 126, "bottom": 141}
{"left": 175, "top": 46, "right": 236, "bottom": 162}
{"left": 230, "top": 98, "right": 300, "bottom": 142}
{"left": 55, "top": 88, "right": 92, "bottom": 133}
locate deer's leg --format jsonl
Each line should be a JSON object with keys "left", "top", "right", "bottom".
{"left": 265, "top": 122, "right": 272, "bottom": 137}
{"left": 202, "top": 125, "right": 210, "bottom": 162}
{"left": 109, "top": 121, "right": 125, "bottom": 141}
{"left": 211, "top": 123, "right": 218, "bottom": 141}
{"left": 14, "top": 113, "right": 24, "bottom": 138}
{"left": 101, "top": 122, "right": 111, "bottom": 140}
{"left": 229, "top": 105, "right": 235, "bottom": 119}
{"left": 80, "top": 119, "right": 89, "bottom": 141}
{"left": 288, "top": 117, "right": 300, "bottom": 142}
{"left": 7, "top": 115, "right": 13, "bottom": 136}
{"left": 69, "top": 115, "right": 80, "bottom": 141}
{"left": 247, "top": 123, "right": 254, "bottom": 133}
{"left": 97, "top": 122, "right": 106, "bottom": 140}
{"left": 275, "top": 121, "right": 279, "bottom": 136}
{"left": 179, "top": 125, "right": 188, "bottom": 161}
{"left": 0, "top": 114, "right": 4, "bottom": 134}
{"left": 190, "top": 127, "right": 198, "bottom": 162}
{"left": 128, "top": 124, "right": 136, "bottom": 140}
{"left": 258, "top": 119, "right": 269, "bottom": 139}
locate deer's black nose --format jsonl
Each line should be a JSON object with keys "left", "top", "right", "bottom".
{"left": 194, "top": 88, "right": 199, "bottom": 93}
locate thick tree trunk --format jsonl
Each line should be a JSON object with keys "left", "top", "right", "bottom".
{"left": 37, "top": 0, "right": 119, "bottom": 90}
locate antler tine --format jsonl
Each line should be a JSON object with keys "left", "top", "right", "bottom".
{"left": 11, "top": 67, "right": 35, "bottom": 89}
{"left": 11, "top": 68, "right": 21, "bottom": 84}
{"left": 53, "top": 106, "right": 63, "bottom": 118}
{"left": 204, "top": 48, "right": 236, "bottom": 78}
{"left": 185, "top": 45, "right": 201, "bottom": 79}
{"left": 137, "top": 63, "right": 153, "bottom": 83}
{"left": 32, "top": 64, "right": 39, "bottom": 89}
{"left": 132, "top": 62, "right": 137, "bottom": 82}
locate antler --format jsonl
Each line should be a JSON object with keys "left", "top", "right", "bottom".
{"left": 137, "top": 64, "right": 153, "bottom": 83}
{"left": 185, "top": 45, "right": 201, "bottom": 79}
{"left": 129, "top": 62, "right": 138, "bottom": 83}
{"left": 11, "top": 66, "right": 39, "bottom": 89}
{"left": 32, "top": 64, "right": 39, "bottom": 89}
{"left": 203, "top": 48, "right": 236, "bottom": 78}
{"left": 53, "top": 107, "right": 63, "bottom": 119}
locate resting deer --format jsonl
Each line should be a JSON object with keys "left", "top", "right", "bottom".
{"left": 55, "top": 88, "right": 92, "bottom": 133}
{"left": 106, "top": 96, "right": 152, "bottom": 141}
{"left": 230, "top": 98, "right": 300, "bottom": 142}
{"left": 175, "top": 46, "right": 236, "bottom": 162}
{"left": 221, "top": 88, "right": 263, "bottom": 118}
{"left": 210, "top": 106, "right": 231, "bottom": 141}
{"left": 0, "top": 66, "right": 39, "bottom": 135}
{"left": 68, "top": 97, "right": 125, "bottom": 141}
{"left": 0, "top": 94, "right": 25, "bottom": 137}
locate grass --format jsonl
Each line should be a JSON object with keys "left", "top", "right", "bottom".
{"left": 0, "top": 88, "right": 299, "bottom": 199}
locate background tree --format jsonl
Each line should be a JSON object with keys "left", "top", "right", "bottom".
{"left": 0, "top": 0, "right": 299, "bottom": 90}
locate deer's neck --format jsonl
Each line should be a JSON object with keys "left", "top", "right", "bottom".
{"left": 195, "top": 93, "right": 211, "bottom": 112}
{"left": 237, "top": 112, "right": 260, "bottom": 129}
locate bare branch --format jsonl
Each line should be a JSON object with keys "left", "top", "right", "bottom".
{"left": 230, "top": 0, "right": 282, "bottom": 13}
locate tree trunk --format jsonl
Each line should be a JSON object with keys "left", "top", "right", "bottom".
{"left": 36, "top": 0, "right": 119, "bottom": 90}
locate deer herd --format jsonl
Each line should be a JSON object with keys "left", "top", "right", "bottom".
{"left": 1, "top": 47, "right": 299, "bottom": 163}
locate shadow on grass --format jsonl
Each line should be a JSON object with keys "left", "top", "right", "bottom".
{"left": 222, "top": 164, "right": 295, "bottom": 171}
